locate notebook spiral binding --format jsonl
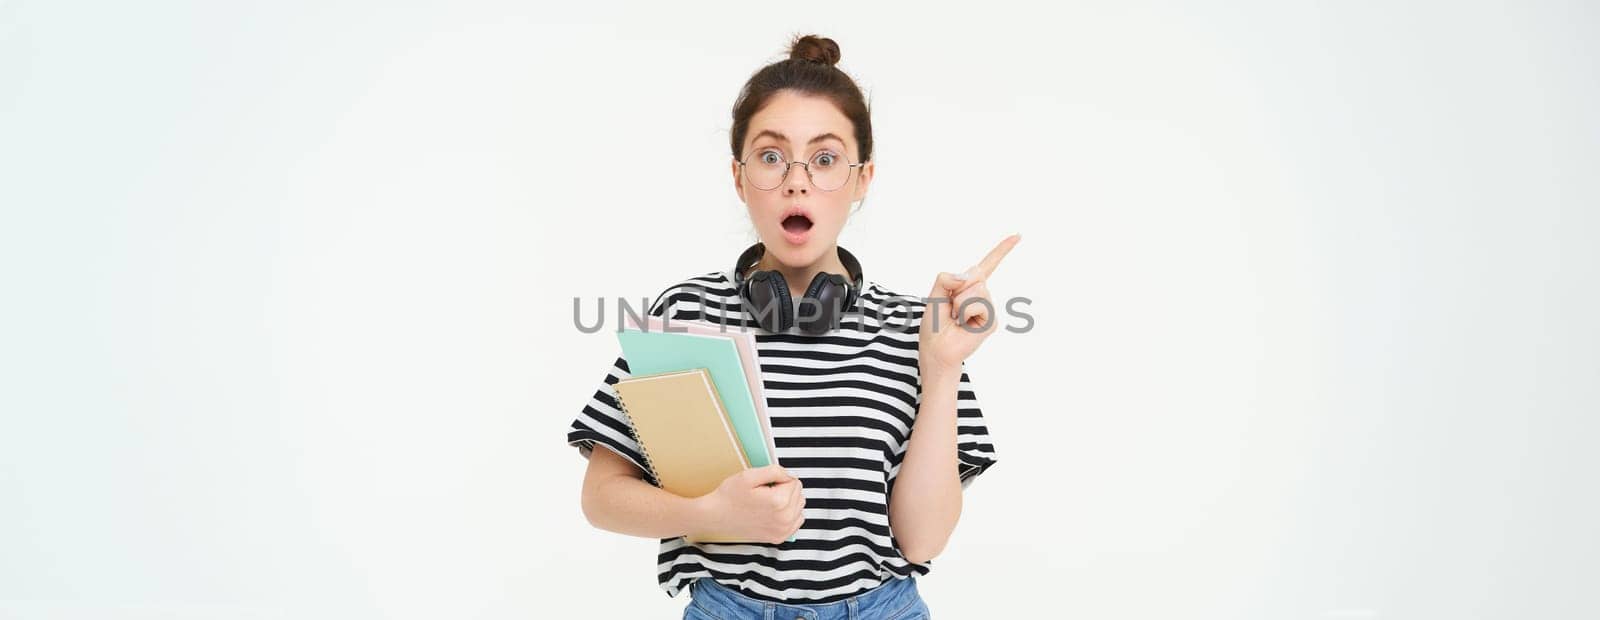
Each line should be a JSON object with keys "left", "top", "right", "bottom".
{"left": 612, "top": 383, "right": 662, "bottom": 486}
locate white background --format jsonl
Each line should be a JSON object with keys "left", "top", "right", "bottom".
{"left": 2, "top": 1, "right": 1596, "bottom": 618}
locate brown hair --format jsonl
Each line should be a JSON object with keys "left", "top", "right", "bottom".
{"left": 729, "top": 34, "right": 873, "bottom": 165}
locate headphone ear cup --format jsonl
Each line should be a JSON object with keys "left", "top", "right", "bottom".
{"left": 741, "top": 270, "right": 794, "bottom": 332}
{"left": 798, "top": 273, "right": 850, "bottom": 334}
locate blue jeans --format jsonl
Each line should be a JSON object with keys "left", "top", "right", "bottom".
{"left": 683, "top": 576, "right": 931, "bottom": 620}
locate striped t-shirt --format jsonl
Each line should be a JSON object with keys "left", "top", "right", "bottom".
{"left": 566, "top": 269, "right": 999, "bottom": 603}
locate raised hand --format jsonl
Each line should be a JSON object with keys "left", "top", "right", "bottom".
{"left": 918, "top": 234, "right": 1020, "bottom": 377}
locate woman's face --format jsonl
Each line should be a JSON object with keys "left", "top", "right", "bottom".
{"left": 731, "top": 89, "right": 874, "bottom": 270}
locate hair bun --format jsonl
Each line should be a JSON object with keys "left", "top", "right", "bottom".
{"left": 788, "top": 34, "right": 841, "bottom": 66}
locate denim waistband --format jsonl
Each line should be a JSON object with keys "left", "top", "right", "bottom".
{"left": 688, "top": 575, "right": 923, "bottom": 620}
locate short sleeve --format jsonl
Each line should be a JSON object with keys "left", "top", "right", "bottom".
{"left": 955, "top": 364, "right": 999, "bottom": 489}
{"left": 564, "top": 290, "right": 677, "bottom": 485}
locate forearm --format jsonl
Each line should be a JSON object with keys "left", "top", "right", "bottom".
{"left": 888, "top": 363, "right": 965, "bottom": 563}
{"left": 583, "top": 473, "right": 710, "bottom": 539}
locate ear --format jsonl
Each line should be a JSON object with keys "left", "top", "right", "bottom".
{"left": 851, "top": 160, "right": 874, "bottom": 203}
{"left": 731, "top": 158, "right": 746, "bottom": 202}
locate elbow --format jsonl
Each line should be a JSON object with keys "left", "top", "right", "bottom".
{"left": 902, "top": 548, "right": 938, "bottom": 564}
{"left": 892, "top": 507, "right": 961, "bottom": 564}
{"left": 580, "top": 484, "right": 605, "bottom": 529}
{"left": 900, "top": 539, "right": 947, "bottom": 564}
{"left": 891, "top": 512, "right": 959, "bottom": 564}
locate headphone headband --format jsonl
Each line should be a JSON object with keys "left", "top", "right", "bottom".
{"left": 733, "top": 242, "right": 864, "bottom": 292}
{"left": 733, "top": 242, "right": 865, "bottom": 333}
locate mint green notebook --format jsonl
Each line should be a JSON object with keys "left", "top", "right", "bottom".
{"left": 616, "top": 329, "right": 774, "bottom": 469}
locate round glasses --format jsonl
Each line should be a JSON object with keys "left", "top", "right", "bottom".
{"left": 738, "top": 148, "right": 865, "bottom": 192}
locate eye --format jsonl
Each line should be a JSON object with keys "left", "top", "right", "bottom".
{"left": 759, "top": 150, "right": 784, "bottom": 166}
{"left": 812, "top": 152, "right": 838, "bottom": 167}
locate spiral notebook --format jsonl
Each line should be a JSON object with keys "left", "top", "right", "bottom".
{"left": 616, "top": 325, "right": 775, "bottom": 469}
{"left": 610, "top": 367, "right": 753, "bottom": 544}
{"left": 623, "top": 314, "right": 778, "bottom": 467}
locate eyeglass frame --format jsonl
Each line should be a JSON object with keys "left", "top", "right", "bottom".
{"left": 736, "top": 148, "right": 867, "bottom": 192}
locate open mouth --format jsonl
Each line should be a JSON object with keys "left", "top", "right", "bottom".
{"left": 779, "top": 206, "right": 814, "bottom": 245}
{"left": 782, "top": 213, "right": 814, "bottom": 234}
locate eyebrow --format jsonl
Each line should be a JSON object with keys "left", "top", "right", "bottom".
{"left": 750, "top": 129, "right": 846, "bottom": 148}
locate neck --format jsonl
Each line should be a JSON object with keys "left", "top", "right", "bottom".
{"left": 755, "top": 244, "right": 850, "bottom": 302}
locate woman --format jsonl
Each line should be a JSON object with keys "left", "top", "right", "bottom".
{"left": 566, "top": 34, "right": 1018, "bottom": 619}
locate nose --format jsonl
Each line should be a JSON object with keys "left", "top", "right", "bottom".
{"left": 783, "top": 162, "right": 809, "bottom": 195}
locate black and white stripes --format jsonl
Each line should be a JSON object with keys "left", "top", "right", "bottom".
{"left": 567, "top": 270, "right": 998, "bottom": 604}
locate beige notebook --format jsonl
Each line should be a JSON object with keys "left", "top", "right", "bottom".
{"left": 612, "top": 368, "right": 752, "bottom": 544}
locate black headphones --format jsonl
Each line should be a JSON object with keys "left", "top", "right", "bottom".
{"left": 733, "top": 242, "right": 864, "bottom": 334}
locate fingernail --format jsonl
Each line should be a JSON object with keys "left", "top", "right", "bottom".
{"left": 953, "top": 271, "right": 969, "bottom": 281}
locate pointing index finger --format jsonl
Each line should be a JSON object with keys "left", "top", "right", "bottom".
{"left": 966, "top": 234, "right": 1021, "bottom": 281}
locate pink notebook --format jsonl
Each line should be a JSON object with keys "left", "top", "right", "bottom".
{"left": 624, "top": 314, "right": 778, "bottom": 464}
